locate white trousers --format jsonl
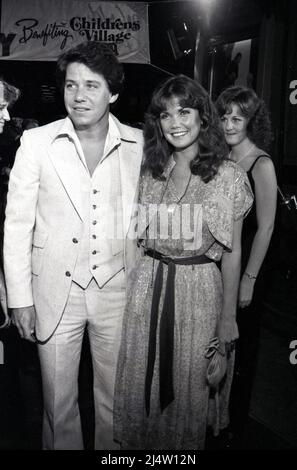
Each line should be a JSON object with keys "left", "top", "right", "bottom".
{"left": 38, "top": 272, "right": 125, "bottom": 450}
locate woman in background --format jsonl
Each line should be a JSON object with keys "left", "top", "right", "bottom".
{"left": 113, "top": 75, "right": 253, "bottom": 450}
{"left": 216, "top": 86, "right": 277, "bottom": 446}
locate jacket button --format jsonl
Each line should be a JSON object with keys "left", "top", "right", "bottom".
{"left": 72, "top": 238, "right": 78, "bottom": 243}
{"left": 92, "top": 220, "right": 97, "bottom": 225}
{"left": 65, "top": 271, "right": 71, "bottom": 277}
{"left": 92, "top": 265, "right": 97, "bottom": 270}
{"left": 92, "top": 250, "right": 97, "bottom": 255}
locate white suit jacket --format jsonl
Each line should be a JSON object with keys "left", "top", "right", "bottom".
{"left": 4, "top": 114, "right": 143, "bottom": 341}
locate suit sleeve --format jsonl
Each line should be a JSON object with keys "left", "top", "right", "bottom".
{"left": 4, "top": 131, "right": 41, "bottom": 308}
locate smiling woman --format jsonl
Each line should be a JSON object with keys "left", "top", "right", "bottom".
{"left": 113, "top": 74, "right": 253, "bottom": 450}
{"left": 159, "top": 97, "right": 202, "bottom": 157}
{"left": 142, "top": 74, "right": 226, "bottom": 182}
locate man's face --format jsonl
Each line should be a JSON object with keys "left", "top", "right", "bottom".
{"left": 0, "top": 83, "right": 10, "bottom": 134}
{"left": 64, "top": 62, "right": 118, "bottom": 131}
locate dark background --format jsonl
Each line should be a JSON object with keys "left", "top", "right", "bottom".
{"left": 0, "top": 0, "right": 297, "bottom": 451}
{"left": 0, "top": 0, "right": 296, "bottom": 182}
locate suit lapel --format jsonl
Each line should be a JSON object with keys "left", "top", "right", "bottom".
{"left": 119, "top": 138, "right": 142, "bottom": 237}
{"left": 47, "top": 116, "right": 143, "bottom": 227}
{"left": 48, "top": 137, "right": 84, "bottom": 220}
{"left": 112, "top": 115, "right": 143, "bottom": 237}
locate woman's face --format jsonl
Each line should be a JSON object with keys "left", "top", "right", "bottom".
{"left": 159, "top": 96, "right": 201, "bottom": 154}
{"left": 220, "top": 103, "right": 248, "bottom": 147}
{"left": 0, "top": 83, "right": 10, "bottom": 134}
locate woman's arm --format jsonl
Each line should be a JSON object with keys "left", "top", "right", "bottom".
{"left": 239, "top": 157, "right": 277, "bottom": 308}
{"left": 218, "top": 217, "right": 243, "bottom": 344}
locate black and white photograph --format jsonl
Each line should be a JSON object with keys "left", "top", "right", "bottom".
{"left": 0, "top": 0, "right": 296, "bottom": 457}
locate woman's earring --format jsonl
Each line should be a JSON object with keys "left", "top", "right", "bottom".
{"left": 201, "top": 120, "right": 208, "bottom": 130}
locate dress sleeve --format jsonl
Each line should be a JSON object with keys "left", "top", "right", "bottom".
{"left": 233, "top": 166, "right": 254, "bottom": 220}
{"left": 203, "top": 162, "right": 254, "bottom": 253}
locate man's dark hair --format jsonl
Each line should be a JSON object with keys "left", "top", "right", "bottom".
{"left": 56, "top": 41, "right": 124, "bottom": 95}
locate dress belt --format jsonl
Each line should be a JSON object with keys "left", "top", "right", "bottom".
{"left": 144, "top": 248, "right": 213, "bottom": 415}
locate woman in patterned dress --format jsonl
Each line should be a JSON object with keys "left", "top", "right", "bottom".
{"left": 113, "top": 75, "right": 253, "bottom": 450}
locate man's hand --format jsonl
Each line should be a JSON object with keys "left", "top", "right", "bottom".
{"left": 0, "top": 268, "right": 9, "bottom": 327}
{"left": 11, "top": 306, "right": 36, "bottom": 342}
{"left": 0, "top": 283, "right": 7, "bottom": 318}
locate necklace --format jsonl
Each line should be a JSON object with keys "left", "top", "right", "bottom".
{"left": 230, "top": 143, "right": 255, "bottom": 165}
{"left": 149, "top": 167, "right": 191, "bottom": 286}
{"left": 166, "top": 172, "right": 192, "bottom": 214}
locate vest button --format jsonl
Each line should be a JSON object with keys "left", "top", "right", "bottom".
{"left": 92, "top": 220, "right": 97, "bottom": 225}
{"left": 93, "top": 189, "right": 98, "bottom": 194}
{"left": 92, "top": 234, "right": 97, "bottom": 239}
{"left": 72, "top": 238, "right": 78, "bottom": 243}
{"left": 65, "top": 271, "right": 71, "bottom": 277}
{"left": 92, "top": 250, "right": 97, "bottom": 255}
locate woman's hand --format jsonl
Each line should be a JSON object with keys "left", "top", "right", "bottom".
{"left": 217, "top": 316, "right": 239, "bottom": 345}
{"left": 238, "top": 276, "right": 255, "bottom": 308}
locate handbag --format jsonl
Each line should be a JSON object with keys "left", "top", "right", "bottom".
{"left": 277, "top": 186, "right": 297, "bottom": 232}
{"left": 205, "top": 337, "right": 227, "bottom": 388}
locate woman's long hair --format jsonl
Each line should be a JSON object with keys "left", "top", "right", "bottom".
{"left": 142, "top": 75, "right": 228, "bottom": 182}
{"left": 216, "top": 86, "right": 273, "bottom": 152}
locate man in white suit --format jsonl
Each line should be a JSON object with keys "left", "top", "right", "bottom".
{"left": 4, "top": 42, "right": 143, "bottom": 450}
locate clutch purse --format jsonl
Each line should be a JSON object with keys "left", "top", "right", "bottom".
{"left": 205, "top": 337, "right": 227, "bottom": 388}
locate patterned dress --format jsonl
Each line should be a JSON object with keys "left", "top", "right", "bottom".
{"left": 114, "top": 158, "right": 253, "bottom": 450}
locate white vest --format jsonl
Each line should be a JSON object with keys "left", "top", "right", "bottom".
{"left": 72, "top": 145, "right": 124, "bottom": 289}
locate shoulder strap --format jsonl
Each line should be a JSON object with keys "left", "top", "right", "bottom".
{"left": 247, "top": 154, "right": 269, "bottom": 173}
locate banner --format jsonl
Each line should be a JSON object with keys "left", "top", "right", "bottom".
{"left": 0, "top": 0, "right": 150, "bottom": 63}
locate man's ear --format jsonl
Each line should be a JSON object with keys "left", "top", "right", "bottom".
{"left": 110, "top": 94, "right": 119, "bottom": 104}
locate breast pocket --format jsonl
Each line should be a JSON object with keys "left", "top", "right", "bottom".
{"left": 32, "top": 231, "right": 48, "bottom": 275}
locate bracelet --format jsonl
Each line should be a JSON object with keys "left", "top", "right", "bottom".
{"left": 244, "top": 271, "right": 257, "bottom": 280}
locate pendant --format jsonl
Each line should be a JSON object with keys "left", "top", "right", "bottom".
{"left": 167, "top": 204, "right": 176, "bottom": 214}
